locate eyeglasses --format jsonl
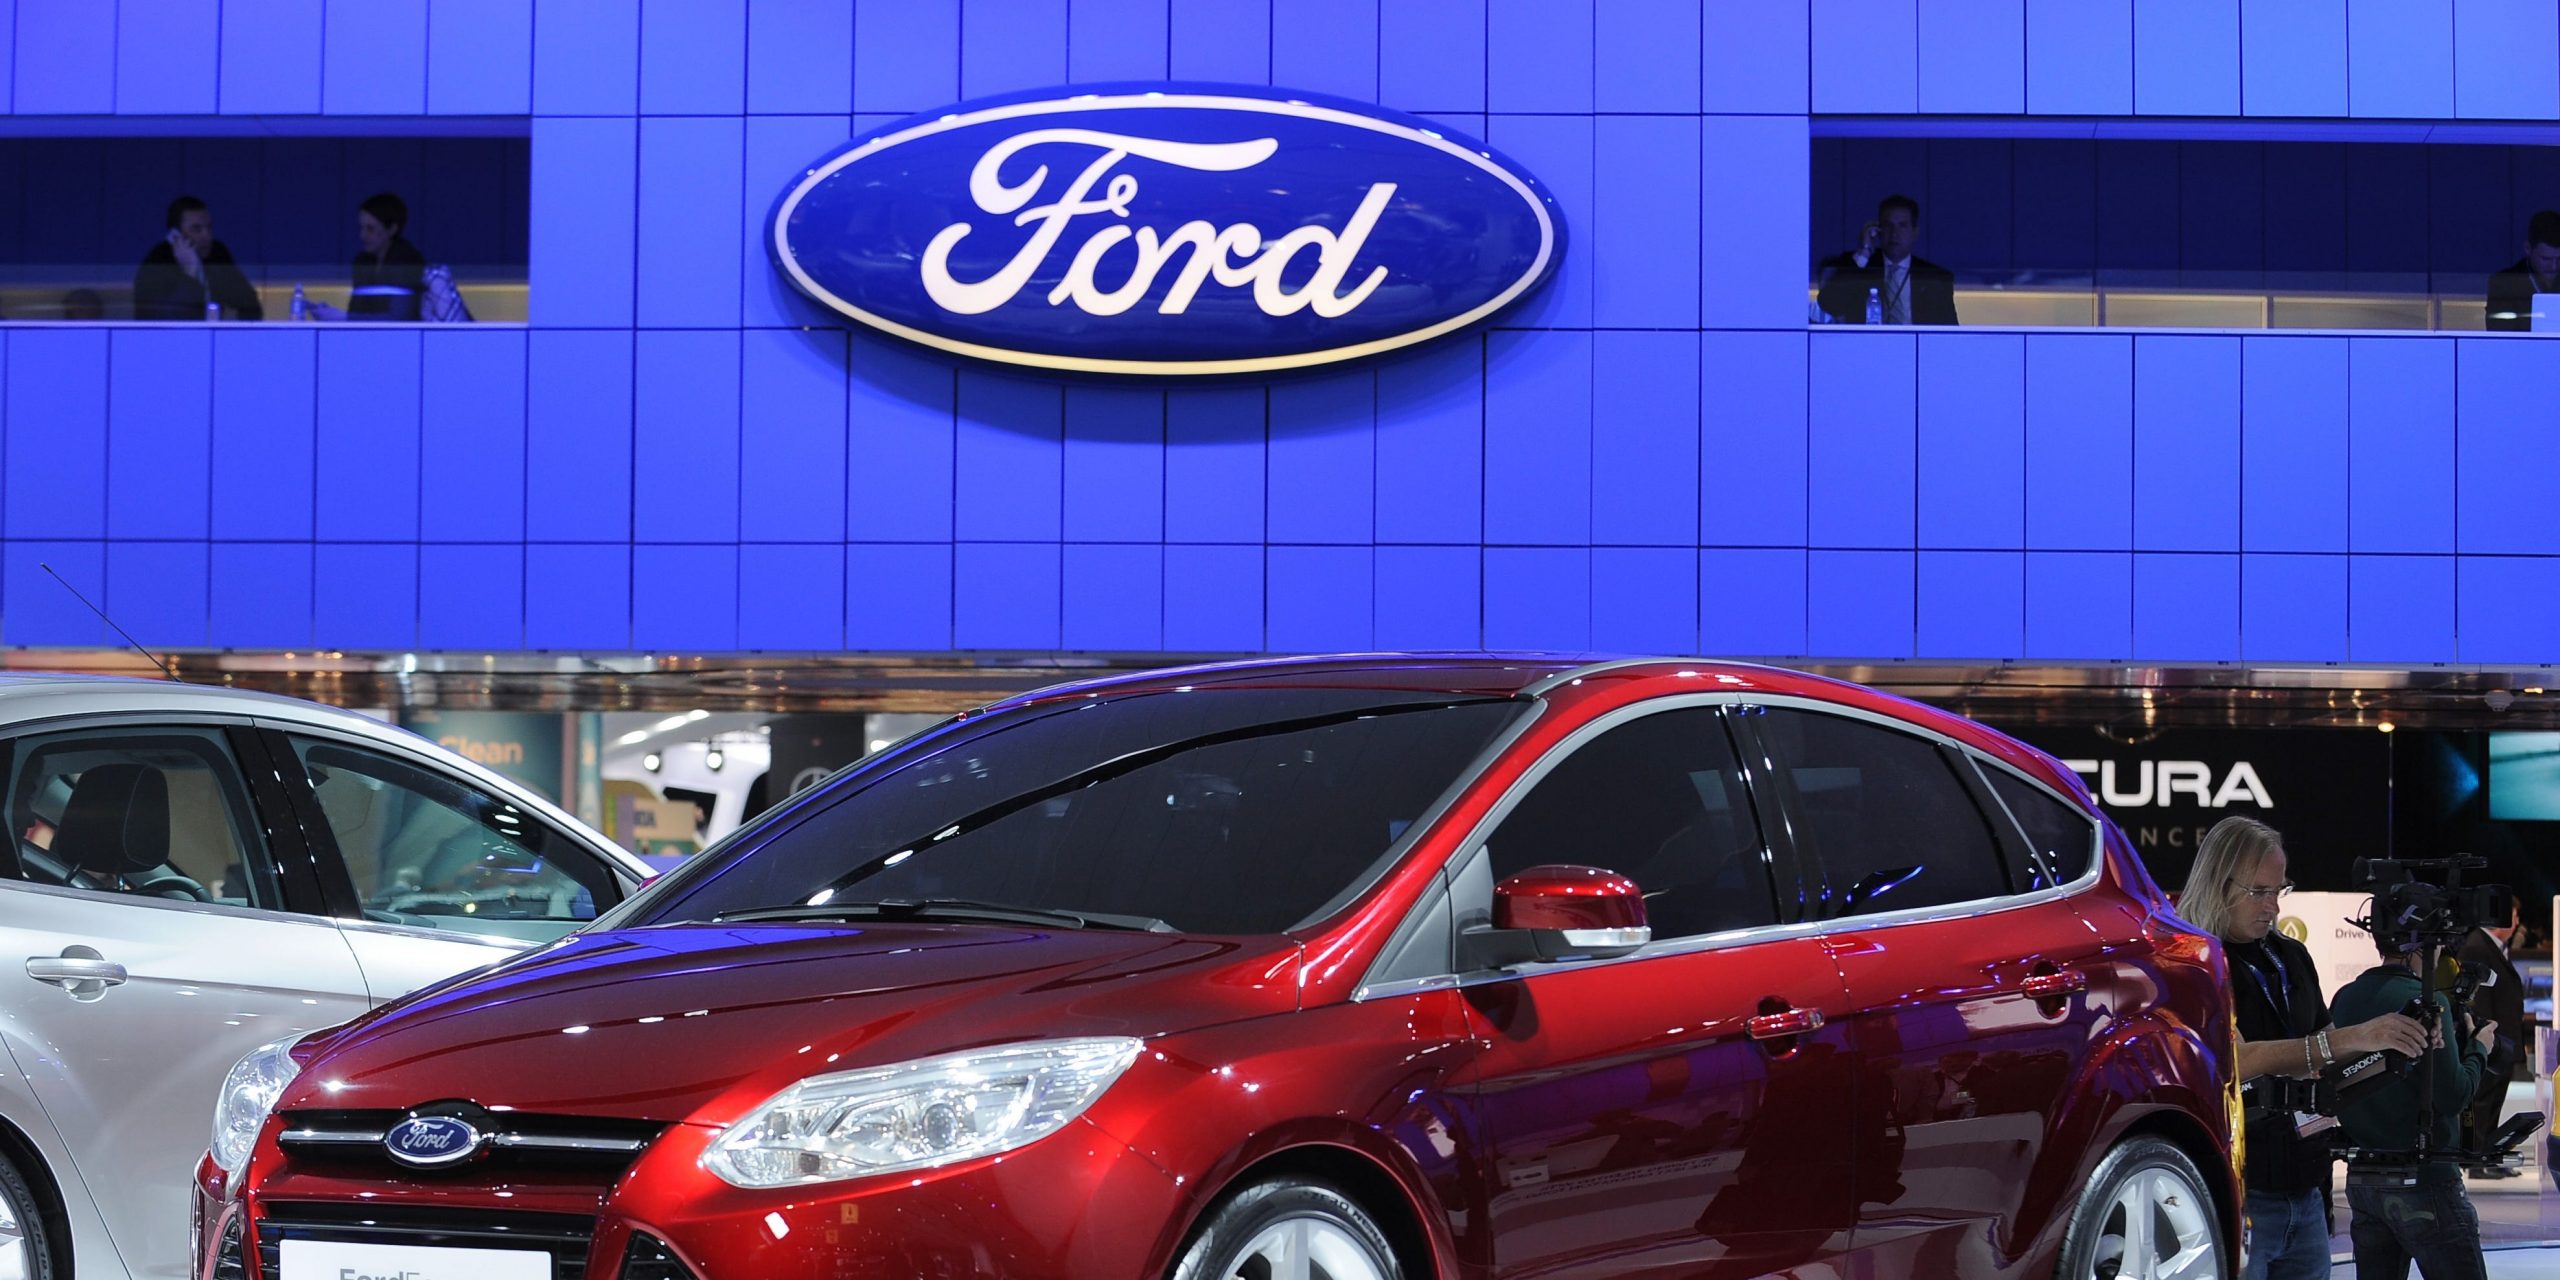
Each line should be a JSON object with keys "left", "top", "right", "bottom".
{"left": 2233, "top": 881, "right": 2294, "bottom": 901}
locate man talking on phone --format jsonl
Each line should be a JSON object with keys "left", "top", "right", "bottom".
{"left": 1817, "top": 194, "right": 1958, "bottom": 325}
{"left": 134, "top": 195, "right": 264, "bottom": 321}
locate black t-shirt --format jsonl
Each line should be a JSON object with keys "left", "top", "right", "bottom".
{"left": 2231, "top": 933, "right": 2335, "bottom": 1193}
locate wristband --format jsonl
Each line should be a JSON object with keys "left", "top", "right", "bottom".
{"left": 2303, "top": 1035, "right": 2317, "bottom": 1076}
{"left": 2316, "top": 1028, "right": 2334, "bottom": 1067}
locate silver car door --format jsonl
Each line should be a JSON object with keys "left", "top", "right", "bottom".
{"left": 0, "top": 725, "right": 369, "bottom": 1280}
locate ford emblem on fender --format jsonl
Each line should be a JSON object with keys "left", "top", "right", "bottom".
{"left": 768, "top": 83, "right": 1564, "bottom": 376}
{"left": 383, "top": 1114, "right": 486, "bottom": 1168}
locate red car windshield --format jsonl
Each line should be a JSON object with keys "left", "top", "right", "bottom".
{"left": 640, "top": 690, "right": 1527, "bottom": 934}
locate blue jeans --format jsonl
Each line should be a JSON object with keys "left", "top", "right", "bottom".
{"left": 2345, "top": 1166, "right": 2487, "bottom": 1280}
{"left": 2245, "top": 1188, "right": 2333, "bottom": 1280}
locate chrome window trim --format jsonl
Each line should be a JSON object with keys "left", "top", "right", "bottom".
{"left": 1351, "top": 690, "right": 2106, "bottom": 1002}
{"left": 1965, "top": 749, "right": 2106, "bottom": 890}
{"left": 0, "top": 875, "right": 349, "bottom": 928}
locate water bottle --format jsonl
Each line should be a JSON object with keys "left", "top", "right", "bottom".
{"left": 290, "top": 283, "right": 307, "bottom": 321}
{"left": 1864, "top": 286, "right": 1883, "bottom": 326}
{"left": 204, "top": 294, "right": 221, "bottom": 322}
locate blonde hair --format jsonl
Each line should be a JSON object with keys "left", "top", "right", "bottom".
{"left": 2179, "top": 816, "right": 2284, "bottom": 941}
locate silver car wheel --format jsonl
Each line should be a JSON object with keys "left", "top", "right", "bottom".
{"left": 0, "top": 1184, "right": 29, "bottom": 1280}
{"left": 2088, "top": 1164, "right": 2218, "bottom": 1280}
{"left": 1219, "top": 1213, "right": 1389, "bottom": 1280}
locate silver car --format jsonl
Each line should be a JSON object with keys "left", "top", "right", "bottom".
{"left": 0, "top": 676, "right": 649, "bottom": 1280}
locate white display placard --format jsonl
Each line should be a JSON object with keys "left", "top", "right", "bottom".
{"left": 279, "top": 1238, "right": 550, "bottom": 1280}
{"left": 2275, "top": 891, "right": 2382, "bottom": 1004}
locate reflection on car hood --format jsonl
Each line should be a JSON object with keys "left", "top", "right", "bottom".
{"left": 286, "top": 922, "right": 1301, "bottom": 1124}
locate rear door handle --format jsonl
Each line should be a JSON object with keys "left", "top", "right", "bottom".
{"left": 1747, "top": 1007, "right": 1825, "bottom": 1039}
{"left": 26, "top": 955, "right": 128, "bottom": 992}
{"left": 2021, "top": 969, "right": 2087, "bottom": 998}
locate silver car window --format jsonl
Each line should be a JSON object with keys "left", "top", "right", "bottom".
{"left": 4, "top": 727, "right": 283, "bottom": 909}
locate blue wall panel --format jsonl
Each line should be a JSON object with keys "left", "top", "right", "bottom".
{"left": 118, "top": 0, "right": 222, "bottom": 114}
{"left": 1169, "top": 0, "right": 1268, "bottom": 83}
{"left": 1267, "top": 546, "right": 1371, "bottom": 651}
{"left": 218, "top": 0, "right": 322, "bottom": 114}
{"left": 855, "top": 1, "right": 959, "bottom": 111}
{"left": 314, "top": 544, "right": 416, "bottom": 650}
{"left": 638, "top": 117, "right": 745, "bottom": 329}
{"left": 211, "top": 331, "right": 316, "bottom": 541}
{"left": 1808, "top": 333, "right": 1915, "bottom": 549}
{"left": 2027, "top": 0, "right": 2132, "bottom": 114}
{"left": 2240, "top": 337, "right": 2347, "bottom": 553}
{"left": 323, "top": 0, "right": 427, "bottom": 115}
{"left": 313, "top": 330, "right": 421, "bottom": 542}
{"left": 1063, "top": 388, "right": 1164, "bottom": 543}
{"left": 1701, "top": 549, "right": 1807, "bottom": 656}
{"left": 419, "top": 544, "right": 522, "bottom": 649}
{"left": 748, "top": 0, "right": 854, "bottom": 113}
{"left": 1165, "top": 388, "right": 1265, "bottom": 544}
{"left": 2349, "top": 555, "right": 2455, "bottom": 663}
{"left": 211, "top": 543, "right": 314, "bottom": 649}
{"left": 1701, "top": 332, "right": 1808, "bottom": 547}
{"left": 957, "top": 376, "right": 1063, "bottom": 542}
{"left": 2456, "top": 0, "right": 2560, "bottom": 119}
{"left": 1380, "top": 0, "right": 1483, "bottom": 111}
{"left": 0, "top": 0, "right": 13, "bottom": 110}
{"left": 1062, "top": 544, "right": 1163, "bottom": 651}
{"left": 530, "top": 118, "right": 637, "bottom": 326}
{"left": 740, "top": 329, "right": 849, "bottom": 543}
{"left": 2240, "top": 553, "right": 2347, "bottom": 661}
{"left": 1273, "top": 0, "right": 1378, "bottom": 101}
{"left": 421, "top": 330, "right": 527, "bottom": 543}
{"left": 955, "top": 542, "right": 1061, "bottom": 648}
{"left": 1489, "top": 116, "right": 1591, "bottom": 329}
{"left": 1375, "top": 546, "right": 1480, "bottom": 650}
{"left": 640, "top": 0, "right": 746, "bottom": 114}
{"left": 1375, "top": 343, "right": 1482, "bottom": 546}
{"left": 1703, "top": 1, "right": 1807, "bottom": 114}
{"left": 524, "top": 544, "right": 630, "bottom": 650}
{"left": 2025, "top": 551, "right": 2131, "bottom": 659}
{"left": 1595, "top": 117, "right": 1700, "bottom": 329}
{"left": 2132, "top": 336, "right": 2239, "bottom": 552}
{"left": 526, "top": 331, "right": 632, "bottom": 543}
{"left": 2134, "top": 0, "right": 2240, "bottom": 115}
{"left": 1592, "top": 333, "right": 1698, "bottom": 548}
{"left": 1488, "top": 0, "right": 1591, "bottom": 113}
{"left": 1597, "top": 0, "right": 1698, "bottom": 112}
{"left": 846, "top": 544, "right": 953, "bottom": 650}
{"left": 1592, "top": 548, "right": 1697, "bottom": 654}
{"left": 1702, "top": 117, "right": 1810, "bottom": 329}
{"left": 740, "top": 544, "right": 845, "bottom": 649}
{"left": 1485, "top": 332, "right": 1589, "bottom": 546}
{"left": 3, "top": 542, "right": 106, "bottom": 646}
{"left": 2460, "top": 557, "right": 2560, "bottom": 664}
{"left": 2132, "top": 553, "right": 2239, "bottom": 660}
{"left": 106, "top": 542, "right": 207, "bottom": 648}
{"left": 1918, "top": 0, "right": 2024, "bottom": 114}
{"left": 533, "top": 0, "right": 640, "bottom": 114}
{"left": 634, "top": 332, "right": 739, "bottom": 542}
{"left": 1484, "top": 547, "right": 1591, "bottom": 651}
{"left": 428, "top": 0, "right": 534, "bottom": 114}
{"left": 634, "top": 545, "right": 737, "bottom": 651}
{"left": 2241, "top": 0, "right": 2347, "bottom": 117}
{"left": 962, "top": 0, "right": 1065, "bottom": 98}
{"left": 1808, "top": 550, "right": 1913, "bottom": 658}
{"left": 1812, "top": 0, "right": 1920, "bottom": 113}
{"left": 106, "top": 329, "right": 211, "bottom": 540}
{"left": 2458, "top": 339, "right": 2560, "bottom": 554}
{"left": 1268, "top": 372, "right": 1376, "bottom": 544}
{"left": 1918, "top": 333, "right": 2024, "bottom": 549}
{"left": 15, "top": 0, "right": 116, "bottom": 114}
{"left": 1164, "top": 544, "right": 1261, "bottom": 650}
{"left": 1918, "top": 550, "right": 2023, "bottom": 658}
{"left": 1069, "top": 0, "right": 1170, "bottom": 82}
{"left": 2348, "top": 339, "right": 2454, "bottom": 554}
{"left": 846, "top": 334, "right": 956, "bottom": 542}
{"left": 2349, "top": 0, "right": 2453, "bottom": 118}
{"left": 2025, "top": 337, "right": 2133, "bottom": 551}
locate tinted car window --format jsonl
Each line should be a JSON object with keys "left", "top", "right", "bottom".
{"left": 285, "top": 736, "right": 617, "bottom": 942}
{"left": 1753, "top": 708, "right": 2010, "bottom": 919}
{"left": 1982, "top": 765, "right": 2097, "bottom": 888}
{"left": 650, "top": 692, "right": 1526, "bottom": 933}
{"left": 1486, "top": 707, "right": 1777, "bottom": 938}
{"left": 4, "top": 728, "right": 281, "bottom": 908}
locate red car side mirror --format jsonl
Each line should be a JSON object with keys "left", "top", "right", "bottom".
{"left": 1490, "top": 864, "right": 1651, "bottom": 962}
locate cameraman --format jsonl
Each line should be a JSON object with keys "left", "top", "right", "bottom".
{"left": 2331, "top": 924, "right": 2496, "bottom": 1279}
{"left": 2180, "top": 818, "right": 2427, "bottom": 1280}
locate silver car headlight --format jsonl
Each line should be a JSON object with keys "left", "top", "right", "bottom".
{"left": 702, "top": 1037, "right": 1142, "bottom": 1188}
{"left": 210, "top": 1034, "right": 303, "bottom": 1180}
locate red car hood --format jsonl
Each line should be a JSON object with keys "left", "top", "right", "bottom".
{"left": 286, "top": 922, "right": 1302, "bottom": 1125}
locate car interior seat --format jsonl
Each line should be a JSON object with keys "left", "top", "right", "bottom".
{"left": 54, "top": 762, "right": 210, "bottom": 902}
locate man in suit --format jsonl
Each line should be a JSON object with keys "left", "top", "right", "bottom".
{"left": 2458, "top": 898, "right": 2527, "bottom": 1174}
{"left": 2485, "top": 210, "right": 2560, "bottom": 332}
{"left": 1816, "top": 194, "right": 1958, "bottom": 326}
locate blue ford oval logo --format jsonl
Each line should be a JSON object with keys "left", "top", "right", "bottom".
{"left": 384, "top": 1115, "right": 485, "bottom": 1168}
{"left": 769, "top": 83, "right": 1562, "bottom": 376}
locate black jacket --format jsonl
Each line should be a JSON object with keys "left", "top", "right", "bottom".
{"left": 2457, "top": 928, "right": 2525, "bottom": 1117}
{"left": 2230, "top": 933, "right": 2335, "bottom": 1193}
{"left": 2485, "top": 256, "right": 2554, "bottom": 331}
{"left": 350, "top": 237, "right": 428, "bottom": 320}
{"left": 1817, "top": 252, "right": 1960, "bottom": 325}
{"left": 133, "top": 239, "right": 264, "bottom": 321}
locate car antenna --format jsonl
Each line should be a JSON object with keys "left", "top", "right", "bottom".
{"left": 40, "top": 562, "right": 178, "bottom": 681}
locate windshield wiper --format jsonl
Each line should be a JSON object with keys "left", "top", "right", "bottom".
{"left": 712, "top": 898, "right": 1173, "bottom": 933}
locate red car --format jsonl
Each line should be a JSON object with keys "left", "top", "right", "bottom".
{"left": 195, "top": 656, "right": 2238, "bottom": 1280}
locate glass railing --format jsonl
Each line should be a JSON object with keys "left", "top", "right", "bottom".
{"left": 0, "top": 265, "right": 527, "bottom": 323}
{"left": 1806, "top": 269, "right": 2550, "bottom": 332}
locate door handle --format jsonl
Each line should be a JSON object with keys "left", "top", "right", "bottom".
{"left": 1747, "top": 1006, "right": 1825, "bottom": 1040}
{"left": 2021, "top": 969, "right": 2087, "bottom": 999}
{"left": 26, "top": 955, "right": 128, "bottom": 993}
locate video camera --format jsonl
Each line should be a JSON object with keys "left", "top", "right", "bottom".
{"left": 2352, "top": 856, "right": 2512, "bottom": 955}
